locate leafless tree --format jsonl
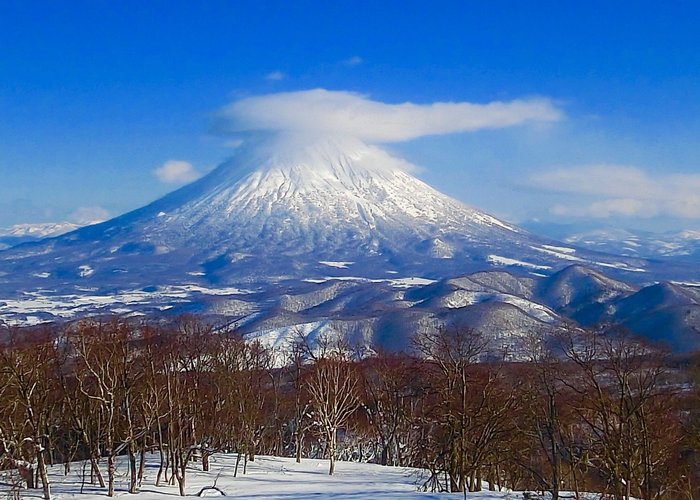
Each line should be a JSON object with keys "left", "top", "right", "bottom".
{"left": 515, "top": 331, "right": 572, "bottom": 499}
{"left": 68, "top": 319, "right": 144, "bottom": 496}
{"left": 412, "top": 325, "right": 489, "bottom": 492}
{"left": 301, "top": 333, "right": 359, "bottom": 475}
{"left": 283, "top": 335, "right": 314, "bottom": 463}
{"left": 560, "top": 326, "right": 680, "bottom": 500}
{"left": 0, "top": 328, "right": 58, "bottom": 500}
{"left": 359, "top": 350, "right": 424, "bottom": 467}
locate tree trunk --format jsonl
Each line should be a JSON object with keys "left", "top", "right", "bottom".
{"left": 137, "top": 445, "right": 146, "bottom": 487}
{"left": 169, "top": 449, "right": 177, "bottom": 485}
{"left": 234, "top": 451, "right": 241, "bottom": 477}
{"left": 328, "top": 429, "right": 337, "bottom": 475}
{"left": 468, "top": 470, "right": 478, "bottom": 492}
{"left": 156, "top": 443, "right": 165, "bottom": 486}
{"left": 128, "top": 443, "right": 138, "bottom": 494}
{"left": 18, "top": 463, "right": 35, "bottom": 489}
{"left": 90, "top": 455, "right": 105, "bottom": 488}
{"left": 172, "top": 453, "right": 187, "bottom": 497}
{"left": 277, "top": 428, "right": 284, "bottom": 457}
{"left": 550, "top": 421, "right": 560, "bottom": 500}
{"left": 329, "top": 454, "right": 336, "bottom": 475}
{"left": 176, "top": 468, "right": 186, "bottom": 497}
{"left": 37, "top": 447, "right": 51, "bottom": 500}
{"left": 107, "top": 454, "right": 115, "bottom": 497}
{"left": 295, "top": 433, "right": 303, "bottom": 463}
{"left": 571, "top": 462, "right": 581, "bottom": 500}
{"left": 449, "top": 472, "right": 460, "bottom": 493}
{"left": 380, "top": 440, "right": 388, "bottom": 466}
{"left": 202, "top": 450, "right": 210, "bottom": 472}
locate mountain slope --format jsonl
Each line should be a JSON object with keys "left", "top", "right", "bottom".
{"left": 609, "top": 282, "right": 700, "bottom": 350}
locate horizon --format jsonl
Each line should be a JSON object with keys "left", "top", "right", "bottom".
{"left": 2, "top": 2, "right": 700, "bottom": 235}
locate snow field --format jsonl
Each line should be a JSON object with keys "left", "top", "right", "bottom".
{"left": 0, "top": 453, "right": 538, "bottom": 499}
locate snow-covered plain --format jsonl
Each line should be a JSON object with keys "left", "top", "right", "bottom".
{"left": 0, "top": 453, "right": 563, "bottom": 499}
{"left": 0, "top": 284, "right": 256, "bottom": 326}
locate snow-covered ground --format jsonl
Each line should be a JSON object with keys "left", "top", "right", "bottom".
{"left": 0, "top": 453, "right": 570, "bottom": 499}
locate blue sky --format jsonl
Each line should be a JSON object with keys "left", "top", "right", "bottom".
{"left": 2, "top": 1, "right": 700, "bottom": 232}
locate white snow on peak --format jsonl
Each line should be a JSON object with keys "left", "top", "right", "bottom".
{"left": 0, "top": 221, "right": 82, "bottom": 238}
{"left": 128, "top": 136, "right": 524, "bottom": 261}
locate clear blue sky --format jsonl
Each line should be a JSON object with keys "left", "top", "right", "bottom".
{"left": 2, "top": 1, "right": 700, "bottom": 232}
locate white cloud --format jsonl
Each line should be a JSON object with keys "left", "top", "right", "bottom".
{"left": 154, "top": 160, "right": 202, "bottom": 184}
{"left": 69, "top": 206, "right": 110, "bottom": 224}
{"left": 265, "top": 71, "right": 286, "bottom": 81}
{"left": 216, "top": 88, "right": 562, "bottom": 143}
{"left": 531, "top": 164, "right": 700, "bottom": 219}
{"left": 342, "top": 56, "right": 363, "bottom": 66}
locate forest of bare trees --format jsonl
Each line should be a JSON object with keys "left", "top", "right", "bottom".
{"left": 1, "top": 317, "right": 700, "bottom": 499}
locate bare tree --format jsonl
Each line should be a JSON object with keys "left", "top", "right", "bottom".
{"left": 412, "top": 325, "right": 489, "bottom": 492}
{"left": 56, "top": 341, "right": 107, "bottom": 488}
{"left": 162, "top": 317, "right": 216, "bottom": 496}
{"left": 560, "top": 326, "right": 680, "bottom": 500}
{"left": 302, "top": 334, "right": 359, "bottom": 475}
{"left": 359, "top": 350, "right": 424, "bottom": 467}
{"left": 0, "top": 328, "right": 58, "bottom": 500}
{"left": 68, "top": 319, "right": 141, "bottom": 496}
{"left": 283, "top": 335, "right": 314, "bottom": 463}
{"left": 134, "top": 325, "right": 169, "bottom": 487}
{"left": 516, "top": 332, "right": 571, "bottom": 499}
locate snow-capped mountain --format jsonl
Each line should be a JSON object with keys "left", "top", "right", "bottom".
{"left": 522, "top": 221, "right": 700, "bottom": 263}
{"left": 2, "top": 135, "right": 700, "bottom": 350}
{"left": 564, "top": 228, "right": 700, "bottom": 262}
{"left": 0, "top": 221, "right": 84, "bottom": 238}
{"left": 0, "top": 136, "right": 648, "bottom": 290}
{"left": 0, "top": 221, "right": 86, "bottom": 250}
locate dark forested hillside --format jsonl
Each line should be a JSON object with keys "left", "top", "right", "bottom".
{"left": 1, "top": 317, "right": 699, "bottom": 499}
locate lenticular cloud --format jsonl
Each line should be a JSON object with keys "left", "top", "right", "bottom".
{"left": 216, "top": 89, "right": 562, "bottom": 143}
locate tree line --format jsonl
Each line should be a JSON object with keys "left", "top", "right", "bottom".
{"left": 1, "top": 316, "right": 699, "bottom": 500}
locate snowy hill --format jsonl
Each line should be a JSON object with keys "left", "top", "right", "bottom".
{"left": 0, "top": 221, "right": 85, "bottom": 250}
